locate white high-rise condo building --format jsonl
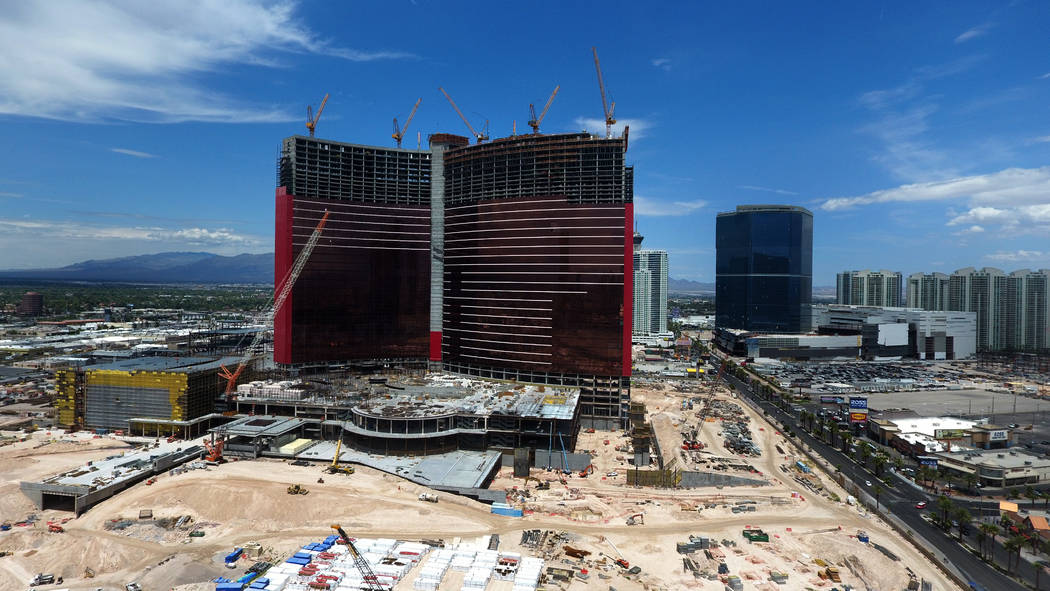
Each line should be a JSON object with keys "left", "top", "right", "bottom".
{"left": 632, "top": 231, "right": 669, "bottom": 338}
{"left": 905, "top": 267, "right": 1049, "bottom": 352}
{"left": 836, "top": 270, "right": 903, "bottom": 307}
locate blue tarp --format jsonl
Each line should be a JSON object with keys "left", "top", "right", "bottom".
{"left": 285, "top": 557, "right": 310, "bottom": 565}
{"left": 215, "top": 583, "right": 243, "bottom": 591}
{"left": 293, "top": 552, "right": 311, "bottom": 560}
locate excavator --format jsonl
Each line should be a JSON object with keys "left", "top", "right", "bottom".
{"left": 579, "top": 464, "right": 595, "bottom": 478}
{"left": 626, "top": 513, "right": 644, "bottom": 526}
{"left": 523, "top": 476, "right": 550, "bottom": 490}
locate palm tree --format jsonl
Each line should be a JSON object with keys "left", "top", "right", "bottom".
{"left": 1026, "top": 485, "right": 1038, "bottom": 508}
{"left": 874, "top": 484, "right": 884, "bottom": 512}
{"left": 841, "top": 432, "right": 853, "bottom": 454}
{"left": 893, "top": 455, "right": 904, "bottom": 473}
{"left": 874, "top": 453, "right": 888, "bottom": 477}
{"left": 937, "top": 495, "right": 954, "bottom": 527}
{"left": 965, "top": 472, "right": 978, "bottom": 493}
{"left": 979, "top": 523, "right": 999, "bottom": 561}
{"left": 1005, "top": 535, "right": 1027, "bottom": 573}
{"left": 954, "top": 507, "right": 972, "bottom": 541}
{"left": 976, "top": 529, "right": 989, "bottom": 560}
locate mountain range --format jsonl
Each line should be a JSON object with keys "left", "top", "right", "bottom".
{"left": 0, "top": 252, "right": 273, "bottom": 284}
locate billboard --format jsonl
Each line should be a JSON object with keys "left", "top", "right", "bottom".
{"left": 989, "top": 430, "right": 1009, "bottom": 441}
{"left": 918, "top": 456, "right": 939, "bottom": 468}
{"left": 934, "top": 428, "right": 967, "bottom": 440}
{"left": 849, "top": 397, "right": 868, "bottom": 410}
{"left": 850, "top": 412, "right": 868, "bottom": 423}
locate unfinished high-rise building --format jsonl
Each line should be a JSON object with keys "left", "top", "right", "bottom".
{"left": 276, "top": 132, "right": 634, "bottom": 428}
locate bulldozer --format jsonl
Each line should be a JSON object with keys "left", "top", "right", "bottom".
{"left": 625, "top": 513, "right": 644, "bottom": 526}
{"left": 286, "top": 484, "right": 309, "bottom": 495}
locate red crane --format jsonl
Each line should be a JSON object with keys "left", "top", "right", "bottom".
{"left": 219, "top": 212, "right": 330, "bottom": 398}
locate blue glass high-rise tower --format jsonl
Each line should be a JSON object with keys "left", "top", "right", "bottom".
{"left": 715, "top": 205, "right": 813, "bottom": 333}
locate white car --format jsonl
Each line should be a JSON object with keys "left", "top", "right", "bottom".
{"left": 606, "top": 471, "right": 618, "bottom": 477}
{"left": 865, "top": 480, "right": 872, "bottom": 487}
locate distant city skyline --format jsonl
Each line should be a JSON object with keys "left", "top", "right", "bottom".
{"left": 1, "top": 2, "right": 1048, "bottom": 284}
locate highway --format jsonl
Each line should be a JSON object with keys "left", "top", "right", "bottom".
{"left": 724, "top": 372, "right": 1030, "bottom": 591}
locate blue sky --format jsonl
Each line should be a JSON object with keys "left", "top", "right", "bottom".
{"left": 1, "top": 1, "right": 1049, "bottom": 285}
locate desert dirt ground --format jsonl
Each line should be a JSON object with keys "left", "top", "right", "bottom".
{"left": 0, "top": 382, "right": 960, "bottom": 591}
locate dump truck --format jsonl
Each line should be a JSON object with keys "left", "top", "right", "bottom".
{"left": 418, "top": 493, "right": 438, "bottom": 503}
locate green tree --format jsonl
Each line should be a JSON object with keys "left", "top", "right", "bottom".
{"left": 964, "top": 472, "right": 978, "bottom": 493}
{"left": 893, "top": 455, "right": 904, "bottom": 473}
{"left": 874, "top": 453, "right": 887, "bottom": 477}
{"left": 1025, "top": 485, "right": 1038, "bottom": 508}
{"left": 873, "top": 484, "right": 884, "bottom": 512}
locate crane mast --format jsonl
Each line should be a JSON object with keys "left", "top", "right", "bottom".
{"left": 439, "top": 87, "right": 489, "bottom": 143}
{"left": 527, "top": 85, "right": 560, "bottom": 134}
{"left": 306, "top": 93, "right": 329, "bottom": 137}
{"left": 330, "top": 524, "right": 385, "bottom": 591}
{"left": 592, "top": 47, "right": 616, "bottom": 139}
{"left": 219, "top": 211, "right": 330, "bottom": 397}
{"left": 392, "top": 98, "right": 422, "bottom": 148}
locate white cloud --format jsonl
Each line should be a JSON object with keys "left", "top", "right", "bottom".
{"left": 111, "top": 147, "right": 156, "bottom": 158}
{"left": 822, "top": 166, "right": 1050, "bottom": 211}
{"left": 1041, "top": 72, "right": 1050, "bottom": 80}
{"left": 651, "top": 57, "right": 671, "bottom": 72}
{"left": 573, "top": 117, "right": 650, "bottom": 140}
{"left": 0, "top": 218, "right": 260, "bottom": 246}
{"left": 0, "top": 1, "right": 413, "bottom": 123}
{"left": 737, "top": 184, "right": 799, "bottom": 196}
{"left": 0, "top": 192, "right": 22, "bottom": 198}
{"left": 955, "top": 23, "right": 992, "bottom": 44}
{"left": 1028, "top": 136, "right": 1050, "bottom": 144}
{"left": 985, "top": 250, "right": 1045, "bottom": 262}
{"left": 634, "top": 196, "right": 706, "bottom": 217}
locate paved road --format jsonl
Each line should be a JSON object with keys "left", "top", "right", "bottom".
{"left": 725, "top": 372, "right": 1029, "bottom": 591}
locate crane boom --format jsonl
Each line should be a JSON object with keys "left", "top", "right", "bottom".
{"left": 392, "top": 98, "right": 422, "bottom": 147}
{"left": 439, "top": 87, "right": 488, "bottom": 143}
{"left": 592, "top": 47, "right": 617, "bottom": 138}
{"left": 219, "top": 211, "right": 330, "bottom": 396}
{"left": 527, "top": 85, "right": 560, "bottom": 134}
{"left": 306, "top": 93, "right": 329, "bottom": 137}
{"left": 330, "top": 524, "right": 384, "bottom": 591}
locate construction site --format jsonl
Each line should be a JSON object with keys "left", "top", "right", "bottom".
{"left": 0, "top": 375, "right": 958, "bottom": 591}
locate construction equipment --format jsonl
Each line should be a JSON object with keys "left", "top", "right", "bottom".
{"left": 286, "top": 484, "right": 309, "bottom": 495}
{"left": 527, "top": 85, "right": 560, "bottom": 134}
{"left": 522, "top": 476, "right": 550, "bottom": 490}
{"left": 418, "top": 493, "right": 439, "bottom": 503}
{"left": 615, "top": 558, "right": 630, "bottom": 569}
{"left": 326, "top": 424, "right": 354, "bottom": 475}
{"left": 626, "top": 513, "right": 644, "bottom": 526}
{"left": 84, "top": 567, "right": 95, "bottom": 578}
{"left": 330, "top": 524, "right": 384, "bottom": 591}
{"left": 439, "top": 87, "right": 488, "bottom": 143}
{"left": 47, "top": 523, "right": 64, "bottom": 533}
{"left": 557, "top": 432, "right": 571, "bottom": 475}
{"left": 219, "top": 211, "right": 330, "bottom": 399}
{"left": 306, "top": 93, "right": 329, "bottom": 137}
{"left": 392, "top": 98, "right": 422, "bottom": 148}
{"left": 591, "top": 47, "right": 616, "bottom": 139}
{"left": 144, "top": 478, "right": 157, "bottom": 486}
{"left": 579, "top": 464, "right": 595, "bottom": 478}
{"left": 203, "top": 435, "right": 225, "bottom": 463}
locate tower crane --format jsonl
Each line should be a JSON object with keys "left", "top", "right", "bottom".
{"left": 592, "top": 47, "right": 616, "bottom": 139}
{"left": 219, "top": 211, "right": 331, "bottom": 399}
{"left": 439, "top": 87, "right": 488, "bottom": 143}
{"left": 330, "top": 524, "right": 384, "bottom": 591}
{"left": 305, "top": 93, "right": 329, "bottom": 137}
{"left": 392, "top": 98, "right": 422, "bottom": 148}
{"left": 527, "top": 85, "right": 560, "bottom": 134}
